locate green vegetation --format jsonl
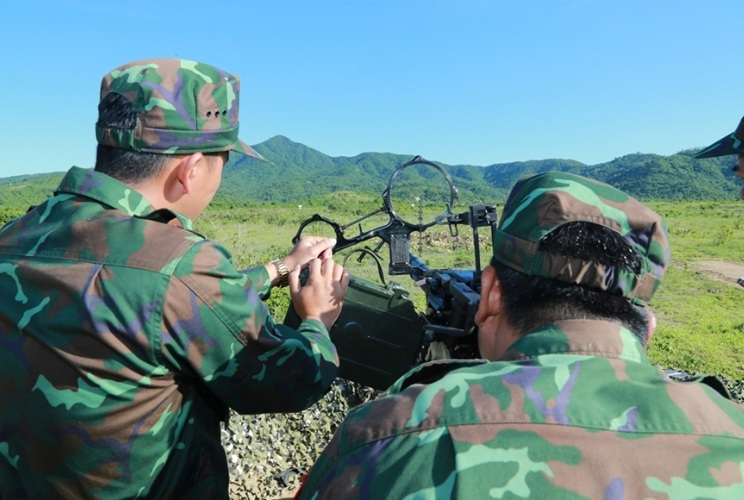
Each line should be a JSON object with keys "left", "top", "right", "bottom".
{"left": 2, "top": 136, "right": 741, "bottom": 208}
{"left": 0, "top": 173, "right": 62, "bottom": 225}
{"left": 650, "top": 264, "right": 744, "bottom": 378}
{"left": 645, "top": 201, "right": 744, "bottom": 379}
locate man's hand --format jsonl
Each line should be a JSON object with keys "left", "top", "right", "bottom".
{"left": 283, "top": 236, "right": 336, "bottom": 270}
{"left": 289, "top": 257, "right": 350, "bottom": 331}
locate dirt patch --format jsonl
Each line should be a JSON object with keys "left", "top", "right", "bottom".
{"left": 695, "top": 260, "right": 744, "bottom": 286}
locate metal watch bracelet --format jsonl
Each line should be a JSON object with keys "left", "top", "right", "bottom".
{"left": 271, "top": 258, "right": 290, "bottom": 288}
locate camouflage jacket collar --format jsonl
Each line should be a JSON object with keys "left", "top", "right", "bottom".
{"left": 499, "top": 319, "right": 650, "bottom": 365}
{"left": 56, "top": 166, "right": 195, "bottom": 230}
{"left": 390, "top": 319, "right": 650, "bottom": 393}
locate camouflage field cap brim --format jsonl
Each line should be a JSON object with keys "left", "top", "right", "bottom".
{"left": 96, "top": 58, "right": 264, "bottom": 160}
{"left": 694, "top": 116, "right": 744, "bottom": 159}
{"left": 492, "top": 172, "right": 670, "bottom": 306}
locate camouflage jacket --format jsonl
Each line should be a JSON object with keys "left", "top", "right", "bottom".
{"left": 0, "top": 167, "right": 339, "bottom": 499}
{"left": 298, "top": 319, "right": 744, "bottom": 499}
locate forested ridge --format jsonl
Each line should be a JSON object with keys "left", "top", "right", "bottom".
{"left": 1, "top": 135, "right": 740, "bottom": 211}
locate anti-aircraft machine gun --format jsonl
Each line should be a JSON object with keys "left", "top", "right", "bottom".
{"left": 284, "top": 156, "right": 498, "bottom": 390}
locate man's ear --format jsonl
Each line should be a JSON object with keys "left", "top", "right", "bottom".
{"left": 475, "top": 265, "right": 503, "bottom": 328}
{"left": 168, "top": 153, "right": 204, "bottom": 198}
{"left": 646, "top": 310, "right": 656, "bottom": 343}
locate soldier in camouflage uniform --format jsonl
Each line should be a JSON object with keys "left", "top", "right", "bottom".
{"left": 695, "top": 115, "right": 744, "bottom": 198}
{"left": 297, "top": 171, "right": 744, "bottom": 499}
{"left": 0, "top": 58, "right": 349, "bottom": 498}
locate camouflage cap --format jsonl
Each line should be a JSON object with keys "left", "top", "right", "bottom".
{"left": 694, "top": 115, "right": 744, "bottom": 159}
{"left": 492, "top": 172, "right": 670, "bottom": 306}
{"left": 95, "top": 58, "right": 264, "bottom": 159}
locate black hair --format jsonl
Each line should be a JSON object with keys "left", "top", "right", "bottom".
{"left": 93, "top": 93, "right": 169, "bottom": 183}
{"left": 492, "top": 221, "right": 651, "bottom": 344}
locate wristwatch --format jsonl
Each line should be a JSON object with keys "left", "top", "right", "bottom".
{"left": 271, "top": 258, "right": 290, "bottom": 288}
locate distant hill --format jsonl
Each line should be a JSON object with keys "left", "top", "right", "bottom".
{"left": 0, "top": 172, "right": 64, "bottom": 209}
{"left": 1, "top": 136, "right": 740, "bottom": 211}
{"left": 223, "top": 135, "right": 740, "bottom": 204}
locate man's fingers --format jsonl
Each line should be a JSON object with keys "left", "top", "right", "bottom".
{"left": 306, "top": 257, "right": 322, "bottom": 278}
{"left": 316, "top": 239, "right": 336, "bottom": 259}
{"left": 300, "top": 258, "right": 348, "bottom": 290}
{"left": 301, "top": 236, "right": 336, "bottom": 257}
{"left": 341, "top": 268, "right": 351, "bottom": 290}
{"left": 288, "top": 264, "right": 302, "bottom": 294}
{"left": 332, "top": 262, "right": 346, "bottom": 282}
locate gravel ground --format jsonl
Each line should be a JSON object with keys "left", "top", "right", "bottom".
{"left": 714, "top": 375, "right": 743, "bottom": 403}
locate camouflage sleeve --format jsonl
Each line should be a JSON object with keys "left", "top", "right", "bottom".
{"left": 159, "top": 239, "right": 339, "bottom": 414}
{"left": 238, "top": 265, "right": 272, "bottom": 298}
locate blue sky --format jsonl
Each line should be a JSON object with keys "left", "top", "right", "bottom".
{"left": 1, "top": 0, "right": 740, "bottom": 177}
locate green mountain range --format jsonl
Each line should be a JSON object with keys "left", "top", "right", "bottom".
{"left": 1, "top": 135, "right": 740, "bottom": 211}
{"left": 224, "top": 136, "right": 741, "bottom": 204}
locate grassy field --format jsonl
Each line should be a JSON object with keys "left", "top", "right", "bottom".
{"left": 646, "top": 201, "right": 744, "bottom": 379}
{"left": 198, "top": 198, "right": 744, "bottom": 381}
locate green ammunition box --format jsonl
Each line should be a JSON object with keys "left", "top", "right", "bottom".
{"left": 284, "top": 275, "right": 424, "bottom": 390}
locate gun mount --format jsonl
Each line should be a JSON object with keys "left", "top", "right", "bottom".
{"left": 284, "top": 156, "right": 498, "bottom": 390}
